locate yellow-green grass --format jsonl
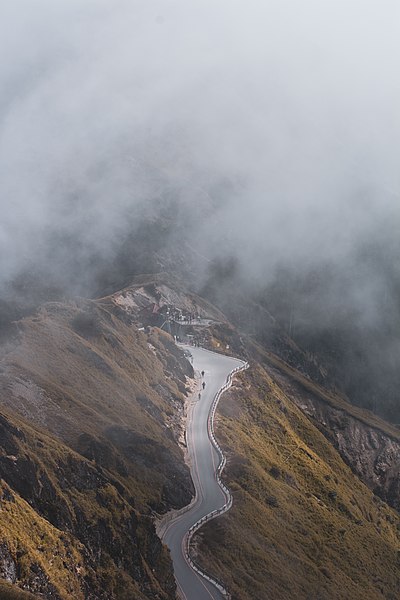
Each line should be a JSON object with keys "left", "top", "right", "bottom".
{"left": 196, "top": 362, "right": 400, "bottom": 600}
{"left": 0, "top": 406, "right": 170, "bottom": 599}
{"left": 0, "top": 581, "right": 36, "bottom": 599}
{"left": 1, "top": 300, "right": 191, "bottom": 509}
{"left": 0, "top": 480, "right": 85, "bottom": 599}
{"left": 248, "top": 339, "right": 400, "bottom": 441}
{"left": 0, "top": 299, "right": 192, "bottom": 598}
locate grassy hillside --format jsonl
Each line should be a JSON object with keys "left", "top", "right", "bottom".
{"left": 195, "top": 350, "right": 400, "bottom": 599}
{"left": 0, "top": 296, "right": 195, "bottom": 598}
{"left": 248, "top": 339, "right": 400, "bottom": 442}
{"left": 2, "top": 275, "right": 400, "bottom": 599}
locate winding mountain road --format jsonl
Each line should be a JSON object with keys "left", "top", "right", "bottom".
{"left": 161, "top": 346, "right": 246, "bottom": 600}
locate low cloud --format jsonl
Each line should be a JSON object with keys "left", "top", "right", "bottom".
{"left": 1, "top": 0, "right": 400, "bottom": 313}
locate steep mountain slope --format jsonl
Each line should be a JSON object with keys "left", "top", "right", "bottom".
{"left": 0, "top": 291, "right": 196, "bottom": 598}
{"left": 201, "top": 259, "right": 400, "bottom": 424}
{"left": 1, "top": 275, "right": 400, "bottom": 599}
{"left": 194, "top": 331, "right": 400, "bottom": 600}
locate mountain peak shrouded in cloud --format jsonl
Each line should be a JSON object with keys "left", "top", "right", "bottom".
{"left": 1, "top": 0, "right": 400, "bottom": 293}
{"left": 3, "top": 6, "right": 400, "bottom": 598}
{"left": 1, "top": 2, "right": 400, "bottom": 415}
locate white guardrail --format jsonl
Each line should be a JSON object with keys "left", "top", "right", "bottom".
{"left": 184, "top": 359, "right": 250, "bottom": 599}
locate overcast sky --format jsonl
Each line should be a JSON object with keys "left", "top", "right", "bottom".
{"left": 1, "top": 0, "right": 400, "bottom": 299}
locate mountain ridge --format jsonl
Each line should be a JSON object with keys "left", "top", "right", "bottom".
{"left": 0, "top": 275, "right": 400, "bottom": 599}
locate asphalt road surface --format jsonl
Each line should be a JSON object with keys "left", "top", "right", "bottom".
{"left": 163, "top": 346, "right": 245, "bottom": 600}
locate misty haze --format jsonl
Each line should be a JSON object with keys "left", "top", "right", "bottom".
{"left": 1, "top": 2, "right": 400, "bottom": 600}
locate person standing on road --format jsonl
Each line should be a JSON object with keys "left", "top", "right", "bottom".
{"left": 202, "top": 381, "right": 206, "bottom": 390}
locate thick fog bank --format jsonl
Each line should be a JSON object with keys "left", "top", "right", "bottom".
{"left": 1, "top": 1, "right": 400, "bottom": 417}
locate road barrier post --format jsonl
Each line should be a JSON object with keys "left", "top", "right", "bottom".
{"left": 183, "top": 359, "right": 249, "bottom": 599}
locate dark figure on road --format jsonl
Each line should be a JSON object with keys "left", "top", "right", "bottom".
{"left": 201, "top": 370, "right": 205, "bottom": 377}
{"left": 198, "top": 392, "right": 201, "bottom": 400}
{"left": 202, "top": 381, "right": 206, "bottom": 390}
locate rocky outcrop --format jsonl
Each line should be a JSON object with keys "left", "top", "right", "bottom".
{"left": 0, "top": 410, "right": 178, "bottom": 599}
{"left": 291, "top": 390, "right": 400, "bottom": 511}
{"left": 0, "top": 290, "right": 200, "bottom": 598}
{"left": 0, "top": 543, "right": 17, "bottom": 584}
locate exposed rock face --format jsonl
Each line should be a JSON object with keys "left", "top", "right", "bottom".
{"left": 285, "top": 385, "right": 400, "bottom": 511}
{"left": 195, "top": 343, "right": 400, "bottom": 600}
{"left": 0, "top": 543, "right": 17, "bottom": 584}
{"left": 3, "top": 274, "right": 400, "bottom": 600}
{"left": 0, "top": 410, "right": 179, "bottom": 599}
{"left": 0, "top": 286, "right": 200, "bottom": 598}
